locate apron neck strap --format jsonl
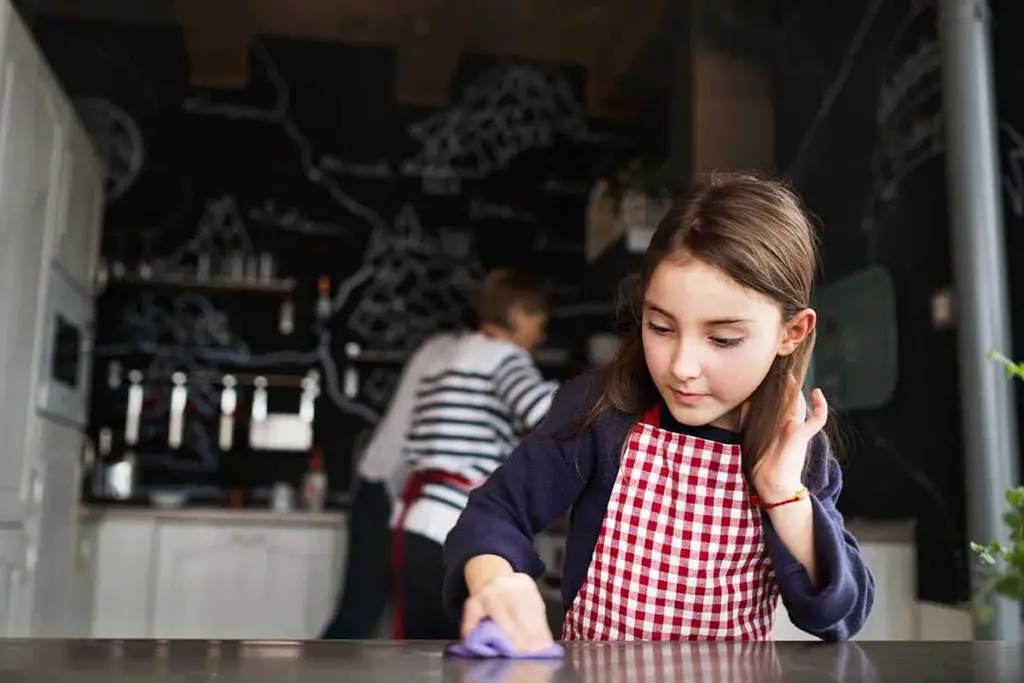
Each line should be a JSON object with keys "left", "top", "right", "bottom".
{"left": 642, "top": 404, "right": 661, "bottom": 428}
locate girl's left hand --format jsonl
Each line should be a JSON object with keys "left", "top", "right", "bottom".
{"left": 751, "top": 375, "right": 829, "bottom": 503}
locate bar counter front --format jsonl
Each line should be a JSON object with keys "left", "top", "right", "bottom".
{"left": 1, "top": 639, "right": 1022, "bottom": 682}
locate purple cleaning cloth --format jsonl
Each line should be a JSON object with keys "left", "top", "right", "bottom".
{"left": 443, "top": 619, "right": 565, "bottom": 659}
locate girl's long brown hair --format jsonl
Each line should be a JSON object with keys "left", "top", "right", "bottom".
{"left": 582, "top": 171, "right": 824, "bottom": 478}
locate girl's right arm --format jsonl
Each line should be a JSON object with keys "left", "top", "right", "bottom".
{"left": 441, "top": 374, "right": 603, "bottom": 643}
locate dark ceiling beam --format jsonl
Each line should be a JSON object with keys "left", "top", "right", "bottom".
{"left": 394, "top": 0, "right": 476, "bottom": 107}
{"left": 585, "top": 0, "right": 671, "bottom": 119}
{"left": 175, "top": 0, "right": 252, "bottom": 89}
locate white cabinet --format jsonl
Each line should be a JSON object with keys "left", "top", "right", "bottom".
{"left": 88, "top": 510, "right": 348, "bottom": 639}
{"left": 0, "top": 528, "right": 26, "bottom": 636}
{"left": 152, "top": 523, "right": 342, "bottom": 639}
{"left": 770, "top": 531, "right": 917, "bottom": 641}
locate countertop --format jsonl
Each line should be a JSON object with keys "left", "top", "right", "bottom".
{"left": 79, "top": 505, "right": 347, "bottom": 527}
{"left": 78, "top": 504, "right": 913, "bottom": 543}
{"left": 1, "top": 640, "right": 1020, "bottom": 682}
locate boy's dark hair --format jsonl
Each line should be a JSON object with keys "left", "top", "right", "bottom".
{"left": 474, "top": 268, "right": 551, "bottom": 329}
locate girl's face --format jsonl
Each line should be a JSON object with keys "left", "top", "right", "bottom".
{"left": 641, "top": 257, "right": 814, "bottom": 431}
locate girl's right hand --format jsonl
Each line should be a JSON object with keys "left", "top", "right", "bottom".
{"left": 461, "top": 573, "right": 555, "bottom": 653}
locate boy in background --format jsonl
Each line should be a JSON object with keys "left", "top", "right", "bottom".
{"left": 320, "top": 330, "right": 463, "bottom": 639}
{"left": 391, "top": 268, "right": 558, "bottom": 640}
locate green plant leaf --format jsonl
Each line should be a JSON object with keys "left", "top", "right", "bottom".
{"left": 975, "top": 602, "right": 995, "bottom": 624}
{"left": 996, "top": 575, "right": 1024, "bottom": 600}
{"left": 1010, "top": 543, "right": 1024, "bottom": 569}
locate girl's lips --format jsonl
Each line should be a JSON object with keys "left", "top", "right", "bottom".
{"left": 674, "top": 391, "right": 706, "bottom": 406}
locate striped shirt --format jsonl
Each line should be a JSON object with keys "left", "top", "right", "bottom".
{"left": 356, "top": 331, "right": 463, "bottom": 503}
{"left": 397, "top": 332, "right": 558, "bottom": 545}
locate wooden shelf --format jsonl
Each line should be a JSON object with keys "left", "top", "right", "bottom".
{"left": 346, "top": 345, "right": 573, "bottom": 368}
{"left": 105, "top": 272, "right": 297, "bottom": 295}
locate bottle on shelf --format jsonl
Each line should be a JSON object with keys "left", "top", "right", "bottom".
{"left": 301, "top": 445, "right": 327, "bottom": 512}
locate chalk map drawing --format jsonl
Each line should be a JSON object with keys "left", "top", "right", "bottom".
{"left": 86, "top": 33, "right": 626, "bottom": 481}
{"left": 347, "top": 204, "right": 480, "bottom": 347}
{"left": 1000, "top": 122, "right": 1024, "bottom": 220}
{"left": 402, "top": 64, "right": 590, "bottom": 195}
{"left": 152, "top": 195, "right": 253, "bottom": 274}
{"left": 782, "top": 0, "right": 1024, "bottom": 262}
{"left": 73, "top": 97, "right": 144, "bottom": 201}
{"left": 859, "top": 0, "right": 944, "bottom": 259}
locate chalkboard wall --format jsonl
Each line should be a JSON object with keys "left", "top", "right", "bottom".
{"left": 774, "top": 0, "right": 1024, "bottom": 604}
{"left": 32, "top": 19, "right": 665, "bottom": 506}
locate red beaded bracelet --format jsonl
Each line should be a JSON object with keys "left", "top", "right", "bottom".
{"left": 753, "top": 487, "right": 808, "bottom": 510}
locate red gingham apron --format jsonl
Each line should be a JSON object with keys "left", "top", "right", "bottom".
{"left": 562, "top": 405, "right": 778, "bottom": 641}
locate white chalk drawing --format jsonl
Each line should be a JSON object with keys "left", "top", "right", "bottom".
{"left": 345, "top": 204, "right": 481, "bottom": 350}
{"left": 787, "top": 0, "right": 1024, "bottom": 260}
{"left": 153, "top": 195, "right": 254, "bottom": 274}
{"left": 182, "top": 40, "right": 389, "bottom": 237}
{"left": 859, "top": 1, "right": 945, "bottom": 260}
{"left": 402, "top": 63, "right": 591, "bottom": 195}
{"left": 249, "top": 199, "right": 354, "bottom": 238}
{"left": 438, "top": 226, "right": 474, "bottom": 258}
{"left": 785, "top": 0, "right": 884, "bottom": 183}
{"left": 1000, "top": 122, "right": 1024, "bottom": 219}
{"left": 468, "top": 200, "right": 538, "bottom": 224}
{"left": 73, "top": 97, "right": 145, "bottom": 201}
{"left": 319, "top": 155, "right": 397, "bottom": 180}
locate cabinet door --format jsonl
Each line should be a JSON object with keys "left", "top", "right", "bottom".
{"left": 25, "top": 422, "right": 85, "bottom": 636}
{"left": 0, "top": 15, "right": 62, "bottom": 523}
{"left": 0, "top": 528, "right": 28, "bottom": 637}
{"left": 150, "top": 525, "right": 268, "bottom": 639}
{"left": 260, "top": 527, "right": 346, "bottom": 638}
{"left": 70, "top": 516, "right": 97, "bottom": 637}
{"left": 150, "top": 523, "right": 344, "bottom": 639}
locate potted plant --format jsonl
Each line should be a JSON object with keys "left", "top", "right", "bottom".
{"left": 586, "top": 156, "right": 669, "bottom": 262}
{"left": 968, "top": 349, "right": 1024, "bottom": 623}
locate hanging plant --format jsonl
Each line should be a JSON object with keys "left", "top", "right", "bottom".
{"left": 601, "top": 156, "right": 669, "bottom": 207}
{"left": 968, "top": 349, "right": 1024, "bottom": 623}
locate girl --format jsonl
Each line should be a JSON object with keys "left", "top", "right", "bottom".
{"left": 440, "top": 172, "right": 875, "bottom": 649}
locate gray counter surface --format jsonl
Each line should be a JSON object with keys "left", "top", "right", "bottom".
{"left": 1, "top": 639, "right": 1021, "bottom": 682}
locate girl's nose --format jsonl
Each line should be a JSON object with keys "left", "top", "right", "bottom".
{"left": 670, "top": 341, "right": 701, "bottom": 382}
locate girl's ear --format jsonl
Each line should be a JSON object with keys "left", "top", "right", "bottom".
{"left": 777, "top": 308, "right": 816, "bottom": 356}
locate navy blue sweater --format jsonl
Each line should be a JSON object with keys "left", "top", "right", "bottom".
{"left": 442, "top": 372, "right": 876, "bottom": 641}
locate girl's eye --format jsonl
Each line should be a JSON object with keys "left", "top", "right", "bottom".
{"left": 711, "top": 336, "right": 743, "bottom": 348}
{"left": 646, "top": 321, "right": 673, "bottom": 335}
